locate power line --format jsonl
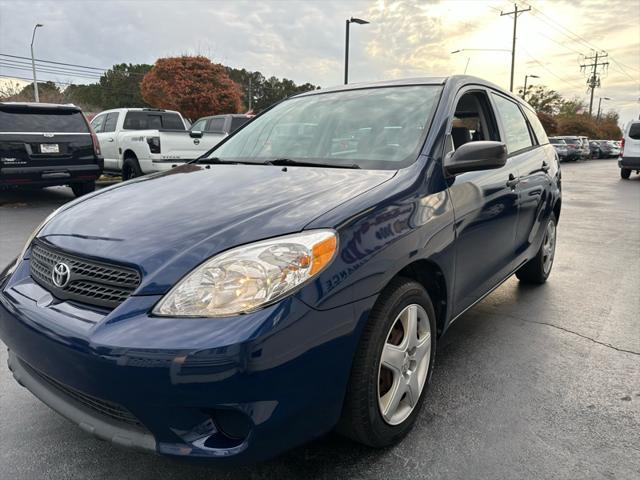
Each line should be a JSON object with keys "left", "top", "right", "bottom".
{"left": 0, "top": 63, "right": 103, "bottom": 80}
{"left": 522, "top": 49, "right": 585, "bottom": 92}
{"left": 0, "top": 59, "right": 104, "bottom": 78}
{"left": 0, "top": 53, "right": 107, "bottom": 71}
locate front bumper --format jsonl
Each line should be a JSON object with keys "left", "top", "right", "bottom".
{"left": 619, "top": 156, "right": 640, "bottom": 169}
{"left": 0, "top": 259, "right": 374, "bottom": 463}
{"left": 0, "top": 162, "right": 103, "bottom": 186}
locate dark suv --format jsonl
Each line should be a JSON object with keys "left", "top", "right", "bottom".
{"left": 0, "top": 102, "right": 103, "bottom": 196}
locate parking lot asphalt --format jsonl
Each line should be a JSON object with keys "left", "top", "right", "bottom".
{"left": 1, "top": 159, "right": 639, "bottom": 480}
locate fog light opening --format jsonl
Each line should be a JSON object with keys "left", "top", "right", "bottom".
{"left": 203, "top": 408, "right": 252, "bottom": 449}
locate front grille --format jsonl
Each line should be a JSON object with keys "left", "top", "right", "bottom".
{"left": 22, "top": 360, "right": 144, "bottom": 428}
{"left": 30, "top": 240, "right": 141, "bottom": 309}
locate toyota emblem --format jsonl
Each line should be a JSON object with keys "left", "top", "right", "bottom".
{"left": 51, "top": 262, "right": 71, "bottom": 288}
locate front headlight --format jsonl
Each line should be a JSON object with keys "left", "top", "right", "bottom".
{"left": 153, "top": 230, "right": 337, "bottom": 317}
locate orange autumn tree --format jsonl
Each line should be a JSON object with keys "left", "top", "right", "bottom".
{"left": 140, "top": 56, "right": 243, "bottom": 120}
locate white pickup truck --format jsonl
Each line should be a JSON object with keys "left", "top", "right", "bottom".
{"left": 89, "top": 108, "right": 226, "bottom": 180}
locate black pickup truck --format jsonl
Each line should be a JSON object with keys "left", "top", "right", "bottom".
{"left": 0, "top": 102, "right": 103, "bottom": 196}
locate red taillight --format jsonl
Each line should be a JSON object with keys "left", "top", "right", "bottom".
{"left": 620, "top": 138, "right": 625, "bottom": 155}
{"left": 90, "top": 129, "right": 101, "bottom": 156}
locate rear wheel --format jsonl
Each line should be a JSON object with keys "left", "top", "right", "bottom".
{"left": 338, "top": 278, "right": 436, "bottom": 447}
{"left": 122, "top": 156, "right": 143, "bottom": 181}
{"left": 516, "top": 213, "right": 557, "bottom": 284}
{"left": 620, "top": 168, "right": 631, "bottom": 179}
{"left": 70, "top": 181, "right": 95, "bottom": 197}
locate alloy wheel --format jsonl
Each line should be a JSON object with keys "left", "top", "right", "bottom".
{"left": 377, "top": 304, "right": 431, "bottom": 425}
{"left": 542, "top": 219, "right": 556, "bottom": 274}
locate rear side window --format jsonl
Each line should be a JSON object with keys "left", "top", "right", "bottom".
{"left": 523, "top": 108, "right": 548, "bottom": 145}
{"left": 229, "top": 116, "right": 250, "bottom": 133}
{"left": 103, "top": 112, "right": 119, "bottom": 133}
{"left": 122, "top": 111, "right": 185, "bottom": 130}
{"left": 491, "top": 94, "right": 533, "bottom": 153}
{"left": 629, "top": 123, "right": 640, "bottom": 140}
{"left": 190, "top": 118, "right": 208, "bottom": 132}
{"left": 207, "top": 117, "right": 226, "bottom": 133}
{"left": 0, "top": 108, "right": 88, "bottom": 133}
{"left": 90, "top": 114, "right": 106, "bottom": 133}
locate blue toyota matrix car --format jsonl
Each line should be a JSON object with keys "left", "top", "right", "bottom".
{"left": 0, "top": 76, "right": 561, "bottom": 464}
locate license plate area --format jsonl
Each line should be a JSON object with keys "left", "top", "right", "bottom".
{"left": 40, "top": 144, "right": 60, "bottom": 154}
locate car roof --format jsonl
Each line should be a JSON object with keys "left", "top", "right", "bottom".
{"left": 292, "top": 74, "right": 534, "bottom": 109}
{"left": 0, "top": 101, "right": 80, "bottom": 111}
{"left": 195, "top": 114, "right": 253, "bottom": 121}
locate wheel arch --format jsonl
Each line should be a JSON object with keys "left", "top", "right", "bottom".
{"left": 392, "top": 259, "right": 448, "bottom": 336}
{"left": 553, "top": 198, "right": 561, "bottom": 224}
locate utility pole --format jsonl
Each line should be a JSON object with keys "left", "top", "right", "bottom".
{"left": 501, "top": 3, "right": 530, "bottom": 93}
{"left": 248, "top": 77, "right": 252, "bottom": 112}
{"left": 581, "top": 51, "right": 609, "bottom": 116}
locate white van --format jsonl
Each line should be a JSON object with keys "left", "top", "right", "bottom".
{"left": 619, "top": 119, "right": 640, "bottom": 179}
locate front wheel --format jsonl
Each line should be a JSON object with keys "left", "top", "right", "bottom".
{"left": 337, "top": 278, "right": 436, "bottom": 447}
{"left": 70, "top": 181, "right": 95, "bottom": 198}
{"left": 621, "top": 168, "right": 631, "bottom": 179}
{"left": 516, "top": 213, "right": 557, "bottom": 284}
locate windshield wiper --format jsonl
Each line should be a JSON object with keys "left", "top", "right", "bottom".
{"left": 192, "top": 157, "right": 256, "bottom": 165}
{"left": 263, "top": 158, "right": 361, "bottom": 169}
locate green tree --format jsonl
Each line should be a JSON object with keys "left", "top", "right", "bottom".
{"left": 521, "top": 86, "right": 564, "bottom": 115}
{"left": 226, "top": 67, "right": 319, "bottom": 113}
{"left": 97, "top": 63, "right": 151, "bottom": 109}
{"left": 64, "top": 83, "right": 104, "bottom": 111}
{"left": 558, "top": 97, "right": 585, "bottom": 117}
{"left": 8, "top": 81, "right": 63, "bottom": 103}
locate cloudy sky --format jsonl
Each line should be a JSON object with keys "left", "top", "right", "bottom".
{"left": 1, "top": 0, "right": 638, "bottom": 125}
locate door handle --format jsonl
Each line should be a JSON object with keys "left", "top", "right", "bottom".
{"left": 506, "top": 174, "right": 520, "bottom": 189}
{"left": 107, "top": 138, "right": 114, "bottom": 142}
{"left": 541, "top": 161, "right": 550, "bottom": 172}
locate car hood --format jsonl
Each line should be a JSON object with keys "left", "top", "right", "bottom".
{"left": 38, "top": 164, "right": 395, "bottom": 294}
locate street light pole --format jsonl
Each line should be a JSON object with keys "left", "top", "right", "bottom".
{"left": 596, "top": 96, "right": 611, "bottom": 121}
{"left": 30, "top": 23, "right": 43, "bottom": 103}
{"left": 522, "top": 74, "right": 539, "bottom": 101}
{"left": 344, "top": 17, "right": 369, "bottom": 84}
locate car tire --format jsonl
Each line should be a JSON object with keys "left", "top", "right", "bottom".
{"left": 122, "top": 156, "right": 143, "bottom": 181}
{"left": 337, "top": 277, "right": 436, "bottom": 447}
{"left": 70, "top": 181, "right": 95, "bottom": 198}
{"left": 516, "top": 213, "right": 557, "bottom": 284}
{"left": 621, "top": 168, "right": 631, "bottom": 179}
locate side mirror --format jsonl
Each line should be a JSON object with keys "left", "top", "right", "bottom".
{"left": 189, "top": 130, "right": 203, "bottom": 138}
{"left": 444, "top": 141, "right": 507, "bottom": 176}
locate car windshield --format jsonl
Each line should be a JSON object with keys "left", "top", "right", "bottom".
{"left": 208, "top": 85, "right": 442, "bottom": 169}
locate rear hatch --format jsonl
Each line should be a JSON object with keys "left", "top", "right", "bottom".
{"left": 158, "top": 130, "right": 225, "bottom": 159}
{"left": 625, "top": 122, "right": 640, "bottom": 157}
{"left": 0, "top": 104, "right": 95, "bottom": 169}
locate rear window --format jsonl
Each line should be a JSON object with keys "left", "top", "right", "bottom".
{"left": 523, "top": 108, "right": 549, "bottom": 145}
{"left": 122, "top": 111, "right": 185, "bottom": 130}
{"left": 629, "top": 123, "right": 640, "bottom": 140}
{"left": 0, "top": 107, "right": 88, "bottom": 133}
{"left": 550, "top": 138, "right": 565, "bottom": 144}
{"left": 207, "top": 117, "right": 225, "bottom": 133}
